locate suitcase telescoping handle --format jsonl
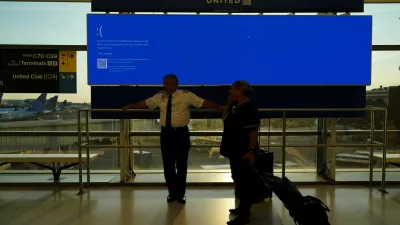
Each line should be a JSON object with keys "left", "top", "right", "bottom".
{"left": 257, "top": 148, "right": 271, "bottom": 157}
{"left": 244, "top": 159, "right": 262, "bottom": 175}
{"left": 244, "top": 159, "right": 275, "bottom": 188}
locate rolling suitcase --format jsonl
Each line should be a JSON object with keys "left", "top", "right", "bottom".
{"left": 254, "top": 149, "right": 273, "bottom": 199}
{"left": 255, "top": 171, "right": 331, "bottom": 225}
{"left": 234, "top": 149, "right": 274, "bottom": 201}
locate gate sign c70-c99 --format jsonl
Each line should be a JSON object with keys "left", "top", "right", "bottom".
{"left": 91, "top": 0, "right": 364, "bottom": 13}
{"left": 0, "top": 49, "right": 77, "bottom": 93}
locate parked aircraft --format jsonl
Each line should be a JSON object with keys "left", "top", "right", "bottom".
{"left": 56, "top": 100, "right": 68, "bottom": 111}
{"left": 0, "top": 93, "right": 47, "bottom": 122}
{"left": 69, "top": 102, "right": 90, "bottom": 109}
{"left": 44, "top": 96, "right": 58, "bottom": 112}
{"left": 0, "top": 93, "right": 67, "bottom": 113}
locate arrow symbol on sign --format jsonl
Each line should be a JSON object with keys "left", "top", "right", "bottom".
{"left": 69, "top": 74, "right": 74, "bottom": 79}
{"left": 68, "top": 54, "right": 74, "bottom": 59}
{"left": 61, "top": 53, "right": 66, "bottom": 57}
{"left": 62, "top": 74, "right": 66, "bottom": 79}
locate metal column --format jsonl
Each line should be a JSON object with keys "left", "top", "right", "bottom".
{"left": 85, "top": 111, "right": 91, "bottom": 188}
{"left": 328, "top": 118, "right": 337, "bottom": 181}
{"left": 268, "top": 118, "right": 271, "bottom": 152}
{"left": 119, "top": 119, "right": 134, "bottom": 182}
{"left": 77, "top": 110, "right": 84, "bottom": 195}
{"left": 369, "top": 111, "right": 375, "bottom": 185}
{"left": 379, "top": 110, "right": 388, "bottom": 194}
{"left": 316, "top": 118, "right": 328, "bottom": 177}
{"left": 282, "top": 111, "right": 287, "bottom": 178}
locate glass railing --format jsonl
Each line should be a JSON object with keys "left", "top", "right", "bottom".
{"left": 74, "top": 108, "right": 390, "bottom": 191}
{"left": 1, "top": 107, "right": 397, "bottom": 194}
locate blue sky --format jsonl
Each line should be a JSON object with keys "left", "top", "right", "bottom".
{"left": 0, "top": 2, "right": 399, "bottom": 102}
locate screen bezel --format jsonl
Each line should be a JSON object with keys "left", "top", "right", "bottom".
{"left": 86, "top": 14, "right": 373, "bottom": 86}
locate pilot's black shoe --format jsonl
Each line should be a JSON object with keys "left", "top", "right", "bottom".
{"left": 167, "top": 195, "right": 176, "bottom": 203}
{"left": 229, "top": 208, "right": 251, "bottom": 216}
{"left": 227, "top": 216, "right": 250, "bottom": 225}
{"left": 177, "top": 196, "right": 186, "bottom": 204}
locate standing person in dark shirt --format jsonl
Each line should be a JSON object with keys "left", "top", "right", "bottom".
{"left": 220, "top": 80, "right": 260, "bottom": 225}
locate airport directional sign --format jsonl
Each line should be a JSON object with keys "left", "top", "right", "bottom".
{"left": 0, "top": 49, "right": 77, "bottom": 93}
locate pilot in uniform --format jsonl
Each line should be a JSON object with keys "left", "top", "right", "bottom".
{"left": 123, "top": 74, "right": 222, "bottom": 203}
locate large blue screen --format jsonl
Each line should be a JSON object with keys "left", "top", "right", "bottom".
{"left": 87, "top": 15, "right": 372, "bottom": 85}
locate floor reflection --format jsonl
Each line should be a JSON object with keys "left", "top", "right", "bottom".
{"left": 0, "top": 186, "right": 399, "bottom": 225}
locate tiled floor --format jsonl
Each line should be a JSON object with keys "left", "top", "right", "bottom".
{"left": 0, "top": 186, "right": 399, "bottom": 225}
{"left": 336, "top": 171, "right": 400, "bottom": 182}
{"left": 0, "top": 173, "right": 324, "bottom": 185}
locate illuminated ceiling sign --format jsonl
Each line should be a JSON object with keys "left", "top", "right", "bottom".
{"left": 91, "top": 0, "right": 363, "bottom": 13}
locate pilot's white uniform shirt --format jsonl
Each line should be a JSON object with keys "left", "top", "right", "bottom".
{"left": 145, "top": 90, "right": 205, "bottom": 127}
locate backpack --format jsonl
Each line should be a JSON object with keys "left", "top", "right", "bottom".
{"left": 289, "top": 195, "right": 331, "bottom": 225}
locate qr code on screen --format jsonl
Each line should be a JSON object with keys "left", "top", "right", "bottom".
{"left": 97, "top": 58, "right": 107, "bottom": 69}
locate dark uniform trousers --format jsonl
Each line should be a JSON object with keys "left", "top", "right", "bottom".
{"left": 160, "top": 126, "right": 190, "bottom": 198}
{"left": 229, "top": 155, "right": 254, "bottom": 213}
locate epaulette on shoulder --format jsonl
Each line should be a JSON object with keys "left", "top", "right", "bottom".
{"left": 182, "top": 90, "right": 189, "bottom": 93}
{"left": 158, "top": 90, "right": 166, "bottom": 94}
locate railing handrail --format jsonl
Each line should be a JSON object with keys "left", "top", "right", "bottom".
{"left": 78, "top": 107, "right": 387, "bottom": 112}
{"left": 0, "top": 130, "right": 396, "bottom": 137}
{"left": 80, "top": 143, "right": 384, "bottom": 149}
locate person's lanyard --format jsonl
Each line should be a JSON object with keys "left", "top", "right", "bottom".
{"left": 223, "top": 105, "right": 235, "bottom": 121}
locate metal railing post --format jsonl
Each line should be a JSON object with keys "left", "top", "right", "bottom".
{"left": 282, "top": 111, "right": 287, "bottom": 178}
{"left": 369, "top": 110, "right": 375, "bottom": 185}
{"left": 119, "top": 119, "right": 125, "bottom": 182}
{"left": 380, "top": 109, "right": 388, "bottom": 194}
{"left": 329, "top": 118, "right": 337, "bottom": 181}
{"left": 258, "top": 126, "right": 261, "bottom": 148}
{"left": 77, "top": 109, "right": 84, "bottom": 195}
{"left": 119, "top": 119, "right": 131, "bottom": 182}
{"left": 268, "top": 118, "right": 271, "bottom": 152}
{"left": 86, "top": 111, "right": 91, "bottom": 188}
